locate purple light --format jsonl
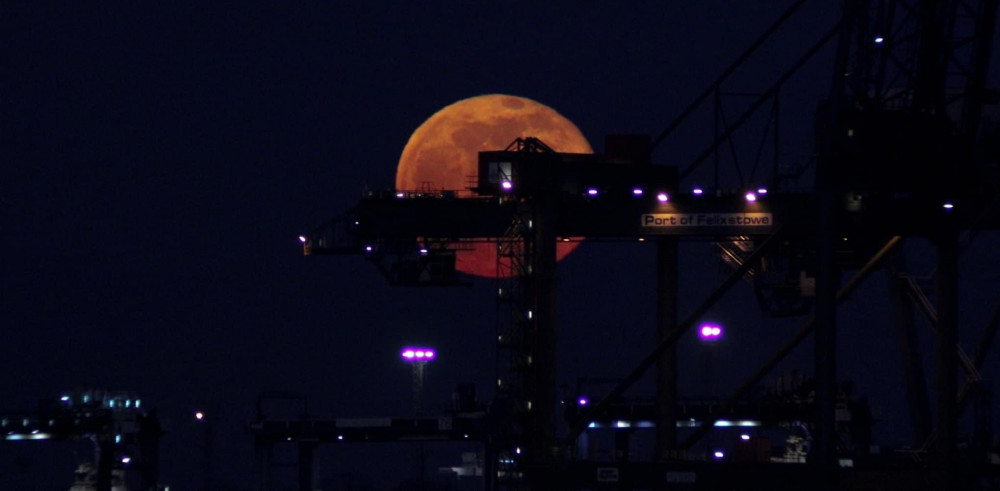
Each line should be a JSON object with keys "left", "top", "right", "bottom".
{"left": 501, "top": 180, "right": 513, "bottom": 191}
{"left": 713, "top": 450, "right": 725, "bottom": 460}
{"left": 419, "top": 248, "right": 428, "bottom": 255}
{"left": 699, "top": 323, "right": 723, "bottom": 341}
{"left": 402, "top": 347, "right": 436, "bottom": 362}
{"left": 578, "top": 397, "right": 588, "bottom": 406}
{"left": 692, "top": 187, "right": 704, "bottom": 195}
{"left": 745, "top": 191, "right": 757, "bottom": 202}
{"left": 757, "top": 187, "right": 768, "bottom": 195}
{"left": 586, "top": 187, "right": 598, "bottom": 196}
{"left": 656, "top": 192, "right": 669, "bottom": 202}
{"left": 943, "top": 201, "right": 954, "bottom": 210}
{"left": 632, "top": 187, "right": 643, "bottom": 196}
{"left": 364, "top": 245, "right": 374, "bottom": 253}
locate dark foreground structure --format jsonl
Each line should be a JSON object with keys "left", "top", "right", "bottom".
{"left": 0, "top": 389, "right": 163, "bottom": 491}
{"left": 297, "top": 0, "right": 1000, "bottom": 489}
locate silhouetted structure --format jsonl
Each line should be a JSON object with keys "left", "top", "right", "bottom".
{"left": 303, "top": 0, "right": 1000, "bottom": 488}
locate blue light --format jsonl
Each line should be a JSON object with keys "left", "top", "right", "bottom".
{"left": 5, "top": 433, "right": 51, "bottom": 441}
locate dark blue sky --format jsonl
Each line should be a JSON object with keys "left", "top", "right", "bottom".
{"left": 3, "top": 1, "right": 998, "bottom": 489}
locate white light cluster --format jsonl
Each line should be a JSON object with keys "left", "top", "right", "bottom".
{"left": 401, "top": 348, "right": 436, "bottom": 361}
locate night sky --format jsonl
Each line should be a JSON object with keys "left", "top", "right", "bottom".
{"left": 4, "top": 1, "right": 999, "bottom": 489}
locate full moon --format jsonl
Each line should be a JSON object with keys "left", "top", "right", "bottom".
{"left": 396, "top": 94, "right": 593, "bottom": 278}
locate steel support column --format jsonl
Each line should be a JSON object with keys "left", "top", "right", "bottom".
{"left": 299, "top": 440, "right": 318, "bottom": 491}
{"left": 254, "top": 439, "right": 273, "bottom": 491}
{"left": 935, "top": 228, "right": 959, "bottom": 485}
{"left": 655, "top": 237, "right": 679, "bottom": 459}
{"left": 525, "top": 193, "right": 558, "bottom": 487}
{"left": 811, "top": 1, "right": 855, "bottom": 484}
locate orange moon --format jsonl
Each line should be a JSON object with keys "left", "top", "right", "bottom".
{"left": 396, "top": 94, "right": 593, "bottom": 278}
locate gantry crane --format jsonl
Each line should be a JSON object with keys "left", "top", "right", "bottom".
{"left": 301, "top": 1, "right": 1000, "bottom": 489}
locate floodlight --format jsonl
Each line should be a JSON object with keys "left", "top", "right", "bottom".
{"left": 401, "top": 347, "right": 435, "bottom": 362}
{"left": 698, "top": 323, "right": 723, "bottom": 341}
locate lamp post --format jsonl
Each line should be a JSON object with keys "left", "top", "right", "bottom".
{"left": 698, "top": 323, "right": 724, "bottom": 460}
{"left": 698, "top": 323, "right": 723, "bottom": 397}
{"left": 194, "top": 409, "right": 212, "bottom": 491}
{"left": 401, "top": 347, "right": 436, "bottom": 418}
{"left": 402, "top": 347, "right": 435, "bottom": 489}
